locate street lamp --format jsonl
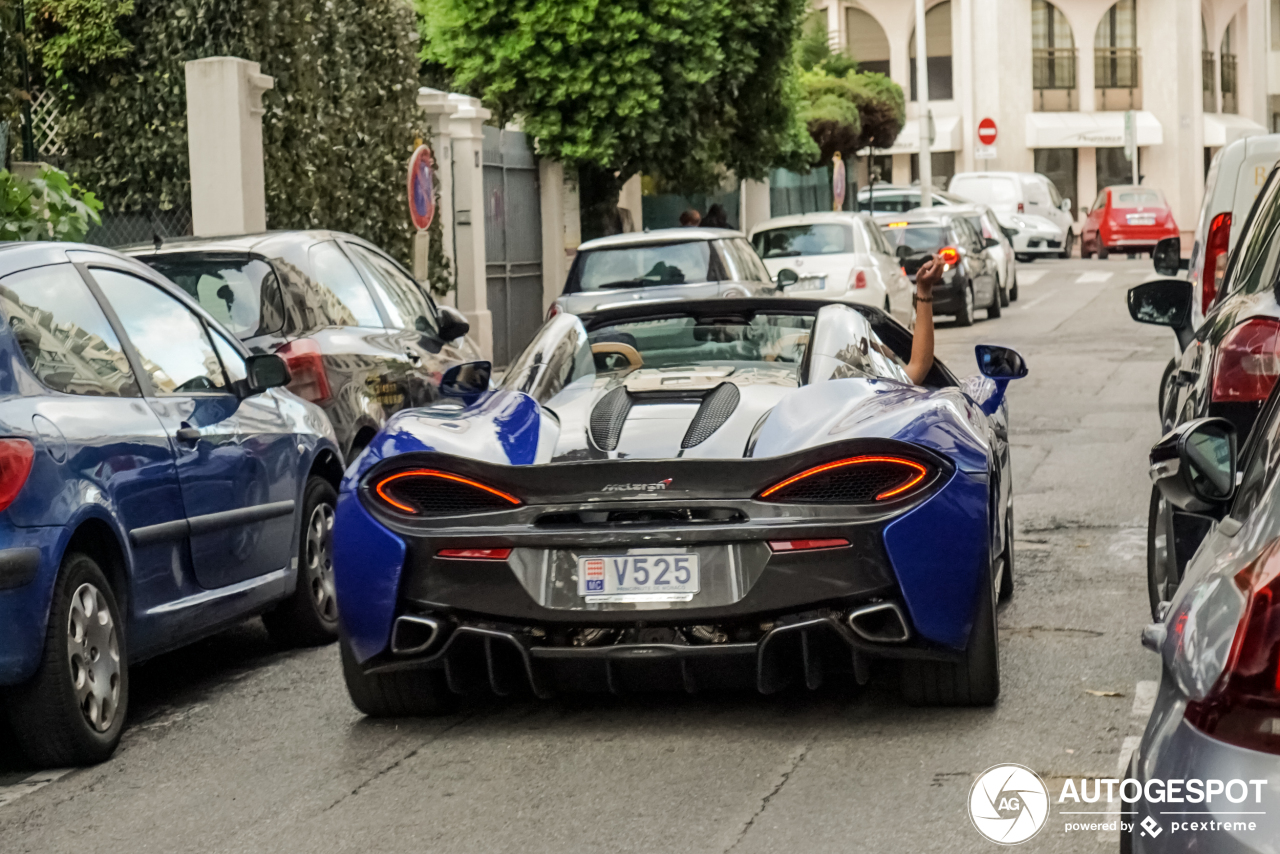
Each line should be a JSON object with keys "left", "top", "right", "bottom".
{"left": 914, "top": 0, "right": 932, "bottom": 207}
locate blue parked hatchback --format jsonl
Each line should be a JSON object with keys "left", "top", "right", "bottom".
{"left": 0, "top": 242, "right": 344, "bottom": 767}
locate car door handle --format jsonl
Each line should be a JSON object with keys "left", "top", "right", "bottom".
{"left": 176, "top": 426, "right": 201, "bottom": 444}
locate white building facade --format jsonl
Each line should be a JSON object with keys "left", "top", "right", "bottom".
{"left": 820, "top": 0, "right": 1278, "bottom": 238}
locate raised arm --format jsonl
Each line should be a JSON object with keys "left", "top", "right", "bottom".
{"left": 905, "top": 256, "right": 943, "bottom": 385}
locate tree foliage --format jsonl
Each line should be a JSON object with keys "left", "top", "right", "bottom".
{"left": 0, "top": 164, "right": 103, "bottom": 240}
{"left": 2, "top": 4, "right": 28, "bottom": 159}
{"left": 53, "top": 0, "right": 427, "bottom": 267}
{"left": 794, "top": 29, "right": 904, "bottom": 165}
{"left": 419, "top": 0, "right": 817, "bottom": 204}
{"left": 28, "top": 0, "right": 134, "bottom": 82}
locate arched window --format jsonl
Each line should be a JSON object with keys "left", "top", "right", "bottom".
{"left": 846, "top": 7, "right": 890, "bottom": 76}
{"left": 909, "top": 2, "right": 953, "bottom": 100}
{"left": 1095, "top": 0, "right": 1138, "bottom": 102}
{"left": 1032, "top": 0, "right": 1076, "bottom": 109}
{"left": 1221, "top": 19, "right": 1238, "bottom": 113}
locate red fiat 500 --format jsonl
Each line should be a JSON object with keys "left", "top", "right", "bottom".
{"left": 1082, "top": 185, "right": 1179, "bottom": 259}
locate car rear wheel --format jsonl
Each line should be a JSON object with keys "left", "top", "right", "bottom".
{"left": 1009, "top": 271, "right": 1019, "bottom": 302}
{"left": 1098, "top": 244, "right": 1109, "bottom": 260}
{"left": 956, "top": 285, "right": 975, "bottom": 326}
{"left": 987, "top": 281, "right": 1002, "bottom": 319}
{"left": 340, "top": 638, "right": 455, "bottom": 717}
{"left": 1147, "top": 485, "right": 1181, "bottom": 621}
{"left": 999, "top": 506, "right": 1015, "bottom": 602}
{"left": 263, "top": 476, "right": 340, "bottom": 647}
{"left": 1059, "top": 231, "right": 1074, "bottom": 259}
{"left": 901, "top": 563, "right": 999, "bottom": 706}
{"left": 6, "top": 552, "right": 128, "bottom": 767}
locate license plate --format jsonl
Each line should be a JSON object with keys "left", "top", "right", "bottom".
{"left": 1127, "top": 214, "right": 1156, "bottom": 225}
{"left": 577, "top": 553, "right": 700, "bottom": 602}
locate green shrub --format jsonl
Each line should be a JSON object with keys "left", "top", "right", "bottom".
{"left": 0, "top": 164, "right": 103, "bottom": 241}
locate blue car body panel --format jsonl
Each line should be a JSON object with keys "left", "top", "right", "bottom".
{"left": 0, "top": 242, "right": 341, "bottom": 687}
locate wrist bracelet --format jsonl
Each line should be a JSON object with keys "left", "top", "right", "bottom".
{"left": 913, "top": 294, "right": 933, "bottom": 304}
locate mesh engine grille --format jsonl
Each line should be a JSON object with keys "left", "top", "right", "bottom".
{"left": 590, "top": 386, "right": 633, "bottom": 451}
{"left": 765, "top": 461, "right": 927, "bottom": 504}
{"left": 377, "top": 475, "right": 516, "bottom": 515}
{"left": 681, "top": 382, "right": 741, "bottom": 449}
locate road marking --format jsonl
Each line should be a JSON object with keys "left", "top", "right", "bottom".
{"left": 1076, "top": 271, "right": 1113, "bottom": 284}
{"left": 1016, "top": 294, "right": 1053, "bottom": 311}
{"left": 1096, "top": 719, "right": 1146, "bottom": 841}
{"left": 0, "top": 769, "right": 74, "bottom": 809}
{"left": 1132, "top": 681, "right": 1158, "bottom": 717}
{"left": 1017, "top": 270, "right": 1047, "bottom": 285}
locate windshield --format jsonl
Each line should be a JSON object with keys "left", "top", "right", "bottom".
{"left": 1113, "top": 190, "right": 1163, "bottom": 208}
{"left": 572, "top": 242, "right": 714, "bottom": 291}
{"left": 143, "top": 254, "right": 283, "bottom": 338}
{"left": 589, "top": 314, "right": 815, "bottom": 370}
{"left": 752, "top": 224, "right": 855, "bottom": 258}
{"left": 881, "top": 224, "right": 949, "bottom": 254}
{"left": 949, "top": 177, "right": 1019, "bottom": 205}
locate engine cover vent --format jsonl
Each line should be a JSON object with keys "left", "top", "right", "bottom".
{"left": 681, "top": 381, "right": 741, "bottom": 449}
{"left": 590, "top": 386, "right": 633, "bottom": 451}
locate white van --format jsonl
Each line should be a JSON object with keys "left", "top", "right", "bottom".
{"left": 948, "top": 172, "right": 1077, "bottom": 258}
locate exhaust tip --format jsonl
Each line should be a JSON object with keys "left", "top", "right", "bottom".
{"left": 847, "top": 602, "right": 910, "bottom": 643}
{"left": 391, "top": 614, "right": 441, "bottom": 656}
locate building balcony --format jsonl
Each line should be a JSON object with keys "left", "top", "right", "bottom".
{"left": 1033, "top": 47, "right": 1077, "bottom": 112}
{"left": 1095, "top": 47, "right": 1141, "bottom": 110}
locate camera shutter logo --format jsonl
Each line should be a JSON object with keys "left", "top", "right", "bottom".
{"left": 968, "top": 764, "right": 1050, "bottom": 845}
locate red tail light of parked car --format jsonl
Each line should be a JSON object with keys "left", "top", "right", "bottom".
{"left": 277, "top": 338, "right": 332, "bottom": 404}
{"left": 1211, "top": 318, "right": 1280, "bottom": 403}
{"left": 0, "top": 439, "right": 34, "bottom": 512}
{"left": 1202, "top": 212, "right": 1232, "bottom": 315}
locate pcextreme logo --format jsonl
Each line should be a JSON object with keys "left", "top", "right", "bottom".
{"left": 968, "top": 764, "right": 1051, "bottom": 845}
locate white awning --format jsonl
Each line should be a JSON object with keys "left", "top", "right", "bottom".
{"left": 1203, "top": 114, "right": 1268, "bottom": 148}
{"left": 864, "top": 115, "right": 963, "bottom": 155}
{"left": 1024, "top": 111, "right": 1163, "bottom": 148}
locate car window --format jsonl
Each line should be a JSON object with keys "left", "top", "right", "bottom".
{"left": 210, "top": 330, "right": 248, "bottom": 384}
{"left": 588, "top": 313, "right": 814, "bottom": 370}
{"left": 865, "top": 221, "right": 894, "bottom": 255}
{"left": 570, "top": 241, "right": 715, "bottom": 292}
{"left": 882, "top": 222, "right": 949, "bottom": 254}
{"left": 1022, "top": 177, "right": 1051, "bottom": 205}
{"left": 1233, "top": 386, "right": 1280, "bottom": 519}
{"left": 1228, "top": 174, "right": 1280, "bottom": 296}
{"left": 143, "top": 254, "right": 284, "bottom": 339}
{"left": 1044, "top": 179, "right": 1063, "bottom": 207}
{"left": 948, "top": 176, "right": 1019, "bottom": 205}
{"left": 751, "top": 224, "right": 855, "bottom": 258}
{"left": 307, "top": 242, "right": 384, "bottom": 328}
{"left": 91, "top": 269, "right": 229, "bottom": 394}
{"left": 1092, "top": 192, "right": 1107, "bottom": 212}
{"left": 1113, "top": 190, "right": 1163, "bottom": 208}
{"left": 346, "top": 243, "right": 438, "bottom": 334}
{"left": 723, "top": 238, "right": 773, "bottom": 282}
{"left": 0, "top": 264, "right": 139, "bottom": 397}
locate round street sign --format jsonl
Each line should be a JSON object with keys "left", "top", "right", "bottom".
{"left": 977, "top": 118, "right": 998, "bottom": 146}
{"left": 407, "top": 144, "right": 435, "bottom": 231}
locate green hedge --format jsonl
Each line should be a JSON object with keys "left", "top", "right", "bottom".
{"left": 57, "top": 0, "right": 436, "bottom": 275}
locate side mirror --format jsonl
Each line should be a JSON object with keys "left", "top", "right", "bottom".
{"left": 895, "top": 245, "right": 912, "bottom": 260}
{"left": 1152, "top": 237, "right": 1183, "bottom": 276}
{"left": 1149, "top": 417, "right": 1237, "bottom": 513}
{"left": 973, "top": 345, "right": 1028, "bottom": 415}
{"left": 246, "top": 354, "right": 290, "bottom": 393}
{"left": 776, "top": 268, "right": 800, "bottom": 287}
{"left": 1061, "top": 198, "right": 1073, "bottom": 213}
{"left": 984, "top": 237, "right": 999, "bottom": 249}
{"left": 1128, "top": 279, "right": 1194, "bottom": 349}
{"left": 438, "top": 305, "right": 471, "bottom": 341}
{"left": 1001, "top": 226, "right": 1018, "bottom": 241}
{"left": 440, "top": 360, "right": 492, "bottom": 399}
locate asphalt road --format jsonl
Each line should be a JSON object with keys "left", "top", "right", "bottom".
{"left": 1, "top": 256, "right": 1170, "bottom": 853}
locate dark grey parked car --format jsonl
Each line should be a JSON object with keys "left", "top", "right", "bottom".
{"left": 128, "top": 231, "right": 479, "bottom": 462}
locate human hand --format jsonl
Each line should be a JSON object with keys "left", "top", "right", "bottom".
{"left": 915, "top": 255, "right": 944, "bottom": 295}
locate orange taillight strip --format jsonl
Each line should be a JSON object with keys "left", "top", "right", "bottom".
{"left": 373, "top": 469, "right": 522, "bottom": 514}
{"left": 758, "top": 456, "right": 929, "bottom": 502}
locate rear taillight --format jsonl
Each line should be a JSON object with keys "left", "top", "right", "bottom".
{"left": 437, "top": 547, "right": 512, "bottom": 560}
{"left": 851, "top": 270, "right": 868, "bottom": 290}
{"left": 767, "top": 538, "right": 850, "bottom": 553}
{"left": 1017, "top": 202, "right": 1025, "bottom": 214}
{"left": 1211, "top": 318, "right": 1280, "bottom": 403}
{"left": 277, "top": 339, "right": 331, "bottom": 404}
{"left": 938, "top": 246, "right": 960, "bottom": 267}
{"left": 758, "top": 455, "right": 931, "bottom": 504}
{"left": 1202, "top": 212, "right": 1231, "bottom": 315}
{"left": 372, "top": 469, "right": 522, "bottom": 516}
{"left": 1185, "top": 542, "right": 1280, "bottom": 754}
{"left": 0, "top": 439, "right": 35, "bottom": 512}
{"left": 547, "top": 303, "right": 562, "bottom": 321}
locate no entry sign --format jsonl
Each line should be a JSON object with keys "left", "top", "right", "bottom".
{"left": 977, "top": 118, "right": 998, "bottom": 146}
{"left": 407, "top": 144, "right": 436, "bottom": 231}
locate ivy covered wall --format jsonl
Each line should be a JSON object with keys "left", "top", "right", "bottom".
{"left": 56, "top": 0, "right": 430, "bottom": 267}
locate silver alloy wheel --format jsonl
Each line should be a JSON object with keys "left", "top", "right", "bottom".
{"left": 306, "top": 502, "right": 337, "bottom": 621}
{"left": 67, "top": 582, "right": 120, "bottom": 732}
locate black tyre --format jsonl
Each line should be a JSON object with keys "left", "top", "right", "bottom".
{"left": 998, "top": 506, "right": 1014, "bottom": 602}
{"left": 998, "top": 275, "right": 1010, "bottom": 307}
{"left": 1157, "top": 358, "right": 1177, "bottom": 421}
{"left": 263, "top": 476, "right": 340, "bottom": 647}
{"left": 956, "top": 285, "right": 976, "bottom": 327}
{"left": 6, "top": 552, "right": 128, "bottom": 767}
{"left": 1059, "top": 231, "right": 1074, "bottom": 259}
{"left": 1010, "top": 272, "right": 1019, "bottom": 302}
{"left": 987, "top": 281, "right": 1002, "bottom": 319}
{"left": 1098, "top": 244, "right": 1109, "bottom": 260}
{"left": 1147, "top": 485, "right": 1181, "bottom": 621}
{"left": 902, "top": 566, "right": 999, "bottom": 706}
{"left": 340, "top": 638, "right": 455, "bottom": 717}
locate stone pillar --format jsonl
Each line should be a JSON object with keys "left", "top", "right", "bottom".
{"left": 185, "top": 57, "right": 274, "bottom": 237}
{"left": 416, "top": 88, "right": 459, "bottom": 287}
{"left": 1078, "top": 146, "right": 1098, "bottom": 216}
{"left": 539, "top": 159, "right": 567, "bottom": 312}
{"left": 740, "top": 178, "right": 771, "bottom": 233}
{"left": 618, "top": 174, "right": 643, "bottom": 232}
{"left": 446, "top": 94, "right": 493, "bottom": 360}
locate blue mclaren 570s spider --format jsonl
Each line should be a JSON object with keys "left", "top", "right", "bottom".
{"left": 332, "top": 297, "right": 1027, "bottom": 712}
